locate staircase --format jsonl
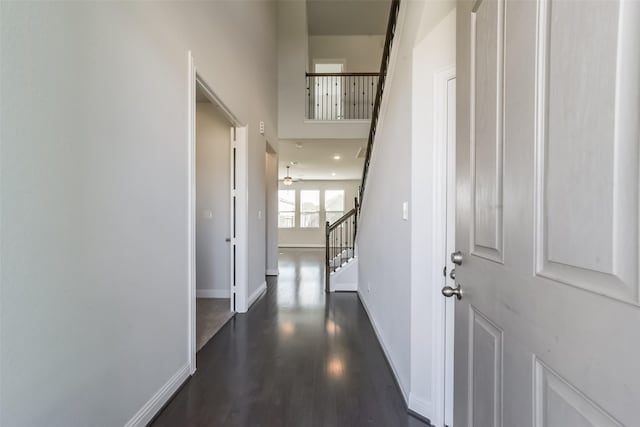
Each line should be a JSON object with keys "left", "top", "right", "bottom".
{"left": 325, "top": 200, "right": 358, "bottom": 292}
{"left": 324, "top": 0, "right": 401, "bottom": 292}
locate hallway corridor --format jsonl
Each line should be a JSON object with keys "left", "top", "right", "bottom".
{"left": 152, "top": 249, "right": 429, "bottom": 426}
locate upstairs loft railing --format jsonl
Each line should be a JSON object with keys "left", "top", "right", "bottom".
{"left": 325, "top": 198, "right": 358, "bottom": 292}
{"left": 305, "top": 73, "right": 380, "bottom": 121}
{"left": 359, "top": 0, "right": 401, "bottom": 209}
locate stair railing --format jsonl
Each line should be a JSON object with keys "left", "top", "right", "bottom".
{"left": 325, "top": 198, "right": 358, "bottom": 292}
{"left": 358, "top": 0, "right": 401, "bottom": 210}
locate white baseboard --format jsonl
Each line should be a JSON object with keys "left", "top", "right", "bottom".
{"left": 196, "top": 289, "right": 230, "bottom": 299}
{"left": 278, "top": 244, "right": 324, "bottom": 248}
{"left": 124, "top": 363, "right": 190, "bottom": 427}
{"left": 357, "top": 292, "right": 410, "bottom": 404}
{"left": 333, "top": 282, "right": 358, "bottom": 292}
{"left": 266, "top": 269, "right": 279, "bottom": 276}
{"left": 408, "top": 393, "right": 433, "bottom": 422}
{"left": 248, "top": 281, "right": 267, "bottom": 309}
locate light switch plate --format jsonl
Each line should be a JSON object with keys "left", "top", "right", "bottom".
{"left": 402, "top": 202, "right": 408, "bottom": 220}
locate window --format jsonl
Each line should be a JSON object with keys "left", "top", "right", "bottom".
{"left": 300, "top": 190, "right": 320, "bottom": 228}
{"left": 278, "top": 190, "right": 296, "bottom": 228}
{"left": 325, "top": 190, "right": 345, "bottom": 224}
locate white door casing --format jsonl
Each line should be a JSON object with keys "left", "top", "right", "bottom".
{"left": 230, "top": 126, "right": 249, "bottom": 314}
{"left": 443, "top": 76, "right": 456, "bottom": 427}
{"left": 454, "top": 1, "right": 640, "bottom": 426}
{"left": 188, "top": 52, "right": 249, "bottom": 374}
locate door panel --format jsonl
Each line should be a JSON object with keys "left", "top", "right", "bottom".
{"left": 535, "top": 0, "right": 640, "bottom": 303}
{"left": 455, "top": 0, "right": 640, "bottom": 426}
{"left": 534, "top": 359, "right": 623, "bottom": 427}
{"left": 471, "top": 0, "right": 505, "bottom": 262}
{"left": 469, "top": 306, "right": 503, "bottom": 427}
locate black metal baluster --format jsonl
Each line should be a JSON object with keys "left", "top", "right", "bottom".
{"left": 318, "top": 75, "right": 321, "bottom": 120}
{"left": 352, "top": 77, "right": 356, "bottom": 120}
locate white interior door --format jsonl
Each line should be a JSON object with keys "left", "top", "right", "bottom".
{"left": 451, "top": 0, "right": 640, "bottom": 426}
{"left": 230, "top": 127, "right": 237, "bottom": 313}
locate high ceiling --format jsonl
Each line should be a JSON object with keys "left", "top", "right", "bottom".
{"left": 307, "top": 0, "right": 391, "bottom": 36}
{"left": 279, "top": 139, "right": 366, "bottom": 181}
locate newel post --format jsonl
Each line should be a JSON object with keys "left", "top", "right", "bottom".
{"left": 325, "top": 221, "right": 331, "bottom": 293}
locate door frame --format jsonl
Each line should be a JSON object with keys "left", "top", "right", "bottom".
{"left": 188, "top": 51, "right": 248, "bottom": 374}
{"left": 432, "top": 66, "right": 456, "bottom": 427}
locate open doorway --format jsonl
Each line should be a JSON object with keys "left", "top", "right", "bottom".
{"left": 188, "top": 53, "right": 249, "bottom": 373}
{"left": 194, "top": 84, "right": 234, "bottom": 352}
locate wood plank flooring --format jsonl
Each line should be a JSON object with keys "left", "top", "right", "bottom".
{"left": 152, "top": 249, "right": 430, "bottom": 427}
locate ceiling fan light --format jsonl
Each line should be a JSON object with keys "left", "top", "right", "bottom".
{"left": 283, "top": 165, "right": 293, "bottom": 185}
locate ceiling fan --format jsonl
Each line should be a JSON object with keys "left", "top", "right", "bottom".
{"left": 282, "top": 166, "right": 303, "bottom": 185}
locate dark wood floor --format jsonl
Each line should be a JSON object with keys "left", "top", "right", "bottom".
{"left": 152, "top": 249, "right": 430, "bottom": 427}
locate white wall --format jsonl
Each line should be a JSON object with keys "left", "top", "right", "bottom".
{"left": 278, "top": 180, "right": 359, "bottom": 247}
{"left": 265, "top": 149, "right": 279, "bottom": 275}
{"left": 277, "top": 1, "right": 370, "bottom": 140}
{"left": 356, "top": 0, "right": 456, "bottom": 419}
{"left": 308, "top": 35, "right": 384, "bottom": 72}
{"left": 0, "top": 2, "right": 276, "bottom": 425}
{"left": 196, "top": 102, "right": 231, "bottom": 296}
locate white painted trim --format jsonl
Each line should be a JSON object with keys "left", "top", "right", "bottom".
{"left": 409, "top": 393, "right": 434, "bottom": 422}
{"left": 124, "top": 363, "right": 190, "bottom": 427}
{"left": 332, "top": 283, "right": 358, "bottom": 292}
{"left": 278, "top": 244, "right": 323, "bottom": 249}
{"left": 266, "top": 269, "right": 279, "bottom": 276}
{"left": 187, "top": 52, "right": 197, "bottom": 375}
{"left": 229, "top": 128, "right": 235, "bottom": 313}
{"left": 357, "top": 291, "right": 409, "bottom": 404}
{"left": 248, "top": 281, "right": 267, "bottom": 309}
{"left": 196, "top": 289, "right": 230, "bottom": 299}
{"left": 195, "top": 76, "right": 241, "bottom": 127}
{"left": 233, "top": 126, "right": 249, "bottom": 313}
{"left": 442, "top": 74, "right": 456, "bottom": 427}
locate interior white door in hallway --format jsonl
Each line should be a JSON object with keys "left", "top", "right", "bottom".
{"left": 450, "top": 0, "right": 640, "bottom": 426}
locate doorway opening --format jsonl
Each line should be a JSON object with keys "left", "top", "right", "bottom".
{"left": 194, "top": 83, "right": 234, "bottom": 352}
{"left": 188, "top": 52, "right": 249, "bottom": 373}
{"left": 312, "top": 59, "right": 345, "bottom": 120}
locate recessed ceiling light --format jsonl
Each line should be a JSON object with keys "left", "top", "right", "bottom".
{"left": 333, "top": 155, "right": 341, "bottom": 160}
{"left": 295, "top": 142, "right": 303, "bottom": 149}
{"left": 331, "top": 172, "right": 337, "bottom": 176}
{"left": 289, "top": 161, "right": 298, "bottom": 165}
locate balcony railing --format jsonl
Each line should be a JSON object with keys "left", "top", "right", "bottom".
{"left": 305, "top": 72, "right": 380, "bottom": 121}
